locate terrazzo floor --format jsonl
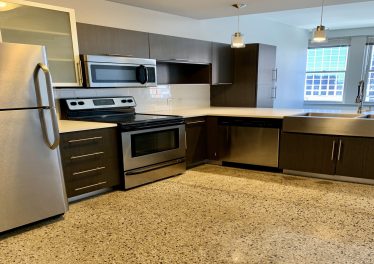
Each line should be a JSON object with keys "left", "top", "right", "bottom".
{"left": 2, "top": 165, "right": 374, "bottom": 263}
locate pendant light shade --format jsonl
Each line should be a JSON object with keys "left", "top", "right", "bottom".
{"left": 312, "top": 25, "right": 327, "bottom": 43}
{"left": 0, "top": 1, "right": 19, "bottom": 11}
{"left": 312, "top": 0, "right": 327, "bottom": 43}
{"left": 231, "top": 3, "right": 246, "bottom": 49}
{"left": 231, "top": 32, "right": 245, "bottom": 48}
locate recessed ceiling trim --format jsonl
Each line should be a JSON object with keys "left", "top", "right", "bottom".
{"left": 106, "top": 0, "right": 373, "bottom": 20}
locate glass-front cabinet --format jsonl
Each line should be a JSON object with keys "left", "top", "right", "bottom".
{"left": 0, "top": 0, "right": 80, "bottom": 86}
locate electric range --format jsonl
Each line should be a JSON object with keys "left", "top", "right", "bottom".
{"left": 61, "top": 96, "right": 186, "bottom": 189}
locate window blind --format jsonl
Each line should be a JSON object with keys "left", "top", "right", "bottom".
{"left": 309, "top": 38, "right": 351, "bottom": 48}
{"left": 367, "top": 36, "right": 374, "bottom": 45}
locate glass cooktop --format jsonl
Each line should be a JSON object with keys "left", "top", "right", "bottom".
{"left": 71, "top": 113, "right": 181, "bottom": 125}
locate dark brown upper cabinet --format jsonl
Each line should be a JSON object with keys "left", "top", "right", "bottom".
{"left": 156, "top": 62, "right": 210, "bottom": 85}
{"left": 211, "top": 43, "right": 234, "bottom": 85}
{"left": 149, "top": 33, "right": 212, "bottom": 64}
{"left": 211, "top": 43, "right": 277, "bottom": 108}
{"left": 76, "top": 23, "right": 150, "bottom": 58}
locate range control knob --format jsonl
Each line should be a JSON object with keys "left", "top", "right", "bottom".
{"left": 127, "top": 99, "right": 134, "bottom": 103}
{"left": 78, "top": 101, "right": 85, "bottom": 106}
{"left": 70, "top": 102, "right": 77, "bottom": 106}
{"left": 121, "top": 99, "right": 127, "bottom": 103}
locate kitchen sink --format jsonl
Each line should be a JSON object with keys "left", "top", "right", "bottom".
{"left": 297, "top": 112, "right": 364, "bottom": 118}
{"left": 358, "top": 114, "right": 374, "bottom": 119}
{"left": 283, "top": 112, "right": 374, "bottom": 137}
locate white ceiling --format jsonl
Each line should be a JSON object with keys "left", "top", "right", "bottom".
{"left": 106, "top": 0, "right": 371, "bottom": 19}
{"left": 106, "top": 0, "right": 374, "bottom": 30}
{"left": 262, "top": 1, "right": 374, "bottom": 30}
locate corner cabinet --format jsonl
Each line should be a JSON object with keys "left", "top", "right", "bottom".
{"left": 185, "top": 117, "right": 208, "bottom": 168}
{"left": 211, "top": 44, "right": 277, "bottom": 108}
{"left": 0, "top": 0, "right": 81, "bottom": 87}
{"left": 211, "top": 43, "right": 233, "bottom": 85}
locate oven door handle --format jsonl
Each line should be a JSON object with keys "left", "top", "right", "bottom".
{"left": 126, "top": 159, "right": 185, "bottom": 176}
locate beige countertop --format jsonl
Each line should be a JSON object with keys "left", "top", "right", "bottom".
{"left": 58, "top": 107, "right": 362, "bottom": 132}
{"left": 139, "top": 107, "right": 309, "bottom": 118}
{"left": 58, "top": 120, "right": 117, "bottom": 134}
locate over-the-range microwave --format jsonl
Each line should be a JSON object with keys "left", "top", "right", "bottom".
{"left": 80, "top": 55, "right": 157, "bottom": 88}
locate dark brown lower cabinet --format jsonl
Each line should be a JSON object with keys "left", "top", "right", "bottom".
{"left": 60, "top": 128, "right": 121, "bottom": 198}
{"left": 334, "top": 137, "right": 365, "bottom": 177}
{"left": 185, "top": 117, "right": 208, "bottom": 168}
{"left": 362, "top": 138, "right": 374, "bottom": 180}
{"left": 280, "top": 133, "right": 374, "bottom": 179}
{"left": 206, "top": 116, "right": 220, "bottom": 161}
{"left": 279, "top": 133, "right": 336, "bottom": 175}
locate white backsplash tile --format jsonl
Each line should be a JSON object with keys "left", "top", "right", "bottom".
{"left": 55, "top": 84, "right": 210, "bottom": 112}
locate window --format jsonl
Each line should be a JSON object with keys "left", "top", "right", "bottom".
{"left": 365, "top": 45, "right": 374, "bottom": 102}
{"left": 304, "top": 46, "right": 349, "bottom": 102}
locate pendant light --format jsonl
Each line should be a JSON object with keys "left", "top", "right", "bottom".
{"left": 231, "top": 3, "right": 247, "bottom": 48}
{"left": 0, "top": 1, "right": 19, "bottom": 11}
{"left": 312, "top": 0, "right": 327, "bottom": 43}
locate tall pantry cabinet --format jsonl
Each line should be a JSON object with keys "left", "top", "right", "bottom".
{"left": 211, "top": 43, "right": 277, "bottom": 108}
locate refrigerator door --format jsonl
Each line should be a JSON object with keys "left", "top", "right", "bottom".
{"left": 0, "top": 42, "right": 50, "bottom": 110}
{"left": 0, "top": 109, "right": 68, "bottom": 232}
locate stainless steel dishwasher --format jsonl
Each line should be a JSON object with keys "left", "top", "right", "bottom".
{"left": 218, "top": 118, "right": 282, "bottom": 168}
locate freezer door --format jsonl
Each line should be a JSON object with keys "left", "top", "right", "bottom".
{"left": 0, "top": 42, "right": 50, "bottom": 110}
{"left": 0, "top": 109, "right": 68, "bottom": 232}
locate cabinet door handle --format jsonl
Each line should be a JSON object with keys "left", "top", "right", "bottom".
{"left": 74, "top": 181, "right": 107, "bottom": 191}
{"left": 271, "top": 86, "right": 277, "bottom": 99}
{"left": 337, "top": 139, "right": 343, "bottom": 161}
{"left": 272, "top": 68, "right": 278, "bottom": 81}
{"left": 68, "top": 136, "right": 103, "bottom": 143}
{"left": 331, "top": 140, "right": 336, "bottom": 161}
{"left": 70, "top": 152, "right": 104, "bottom": 160}
{"left": 73, "top": 166, "right": 106, "bottom": 176}
{"left": 186, "top": 120, "right": 206, "bottom": 125}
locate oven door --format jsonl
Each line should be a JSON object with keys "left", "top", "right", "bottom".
{"left": 84, "top": 62, "right": 157, "bottom": 88}
{"left": 121, "top": 124, "right": 186, "bottom": 171}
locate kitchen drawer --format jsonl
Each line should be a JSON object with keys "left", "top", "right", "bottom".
{"left": 65, "top": 165, "right": 110, "bottom": 197}
{"left": 63, "top": 154, "right": 106, "bottom": 180}
{"left": 60, "top": 128, "right": 121, "bottom": 198}
{"left": 60, "top": 128, "right": 116, "bottom": 160}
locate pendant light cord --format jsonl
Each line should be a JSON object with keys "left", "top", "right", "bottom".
{"left": 237, "top": 12, "right": 240, "bottom": 32}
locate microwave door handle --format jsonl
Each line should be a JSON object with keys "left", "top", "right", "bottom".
{"left": 136, "top": 65, "right": 148, "bottom": 85}
{"left": 35, "top": 63, "right": 60, "bottom": 150}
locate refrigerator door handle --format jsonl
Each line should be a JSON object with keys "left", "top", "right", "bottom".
{"left": 35, "top": 63, "right": 60, "bottom": 150}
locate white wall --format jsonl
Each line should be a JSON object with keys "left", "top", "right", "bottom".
{"left": 200, "top": 15, "right": 309, "bottom": 108}
{"left": 36, "top": 0, "right": 308, "bottom": 109}
{"left": 55, "top": 85, "right": 211, "bottom": 112}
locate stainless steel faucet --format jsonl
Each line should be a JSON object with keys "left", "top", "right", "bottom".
{"left": 356, "top": 80, "right": 366, "bottom": 114}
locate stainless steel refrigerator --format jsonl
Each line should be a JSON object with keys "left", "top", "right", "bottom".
{"left": 0, "top": 42, "right": 68, "bottom": 233}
